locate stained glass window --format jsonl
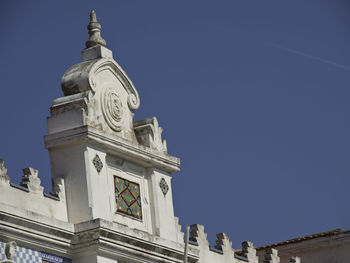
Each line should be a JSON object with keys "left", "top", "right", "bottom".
{"left": 114, "top": 176, "right": 142, "bottom": 220}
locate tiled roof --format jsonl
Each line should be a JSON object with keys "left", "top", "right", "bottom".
{"left": 255, "top": 228, "right": 345, "bottom": 251}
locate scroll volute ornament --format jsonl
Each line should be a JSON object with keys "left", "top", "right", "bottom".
{"left": 61, "top": 59, "right": 140, "bottom": 110}
{"left": 61, "top": 11, "right": 140, "bottom": 111}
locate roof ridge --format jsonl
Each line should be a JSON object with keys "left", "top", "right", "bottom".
{"left": 255, "top": 228, "right": 344, "bottom": 251}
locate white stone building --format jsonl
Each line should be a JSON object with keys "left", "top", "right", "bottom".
{"left": 0, "top": 11, "right": 349, "bottom": 263}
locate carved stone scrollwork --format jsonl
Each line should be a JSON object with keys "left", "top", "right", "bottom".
{"left": 101, "top": 87, "right": 123, "bottom": 132}
{"left": 61, "top": 59, "right": 140, "bottom": 112}
{"left": 127, "top": 93, "right": 138, "bottom": 111}
{"left": 92, "top": 60, "right": 140, "bottom": 111}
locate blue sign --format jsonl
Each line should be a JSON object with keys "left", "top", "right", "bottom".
{"left": 41, "top": 252, "right": 71, "bottom": 263}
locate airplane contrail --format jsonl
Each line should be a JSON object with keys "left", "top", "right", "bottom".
{"left": 266, "top": 42, "right": 350, "bottom": 71}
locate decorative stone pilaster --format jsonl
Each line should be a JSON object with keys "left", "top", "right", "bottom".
{"left": 242, "top": 241, "right": 258, "bottom": 263}
{"left": 290, "top": 256, "right": 301, "bottom": 263}
{"left": 0, "top": 158, "right": 10, "bottom": 184}
{"left": 20, "top": 167, "right": 44, "bottom": 193}
{"left": 264, "top": 248, "right": 280, "bottom": 263}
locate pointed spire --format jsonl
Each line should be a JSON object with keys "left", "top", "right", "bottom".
{"left": 86, "top": 10, "right": 106, "bottom": 48}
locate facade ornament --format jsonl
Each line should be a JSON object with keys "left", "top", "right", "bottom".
{"left": 93, "top": 154, "right": 103, "bottom": 174}
{"left": 61, "top": 59, "right": 140, "bottom": 111}
{"left": 51, "top": 177, "right": 65, "bottom": 199}
{"left": 20, "top": 167, "right": 44, "bottom": 193}
{"left": 0, "top": 241, "right": 17, "bottom": 263}
{"left": 86, "top": 10, "right": 106, "bottom": 48}
{"left": 134, "top": 117, "right": 168, "bottom": 153}
{"left": 290, "top": 256, "right": 301, "bottom": 263}
{"left": 242, "top": 241, "right": 258, "bottom": 263}
{"left": 264, "top": 248, "right": 280, "bottom": 263}
{"left": 159, "top": 178, "right": 169, "bottom": 196}
{"left": 101, "top": 87, "right": 123, "bottom": 132}
{"left": 0, "top": 159, "right": 10, "bottom": 184}
{"left": 189, "top": 224, "right": 209, "bottom": 247}
{"left": 214, "top": 233, "right": 232, "bottom": 254}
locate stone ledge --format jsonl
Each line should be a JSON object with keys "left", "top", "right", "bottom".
{"left": 0, "top": 208, "right": 199, "bottom": 263}
{"left": 44, "top": 125, "right": 180, "bottom": 173}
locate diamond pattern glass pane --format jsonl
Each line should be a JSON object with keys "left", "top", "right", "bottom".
{"left": 114, "top": 176, "right": 142, "bottom": 220}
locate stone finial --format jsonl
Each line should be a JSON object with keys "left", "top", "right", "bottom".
{"left": 290, "top": 256, "right": 301, "bottom": 263}
{"left": 20, "top": 167, "right": 43, "bottom": 193}
{"left": 5, "top": 241, "right": 16, "bottom": 260}
{"left": 264, "top": 248, "right": 280, "bottom": 263}
{"left": 86, "top": 10, "right": 106, "bottom": 48}
{"left": 0, "top": 158, "right": 10, "bottom": 184}
{"left": 242, "top": 241, "right": 258, "bottom": 263}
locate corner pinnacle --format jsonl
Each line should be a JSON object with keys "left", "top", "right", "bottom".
{"left": 86, "top": 10, "right": 106, "bottom": 48}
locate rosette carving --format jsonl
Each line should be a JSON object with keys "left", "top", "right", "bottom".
{"left": 101, "top": 87, "right": 124, "bottom": 132}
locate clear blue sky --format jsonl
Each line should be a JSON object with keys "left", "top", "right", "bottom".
{"left": 1, "top": 0, "right": 350, "bottom": 249}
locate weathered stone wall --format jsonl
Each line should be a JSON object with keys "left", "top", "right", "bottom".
{"left": 0, "top": 159, "right": 67, "bottom": 222}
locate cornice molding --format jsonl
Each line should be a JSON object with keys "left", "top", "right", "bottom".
{"left": 44, "top": 126, "right": 180, "bottom": 173}
{"left": 0, "top": 205, "right": 198, "bottom": 263}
